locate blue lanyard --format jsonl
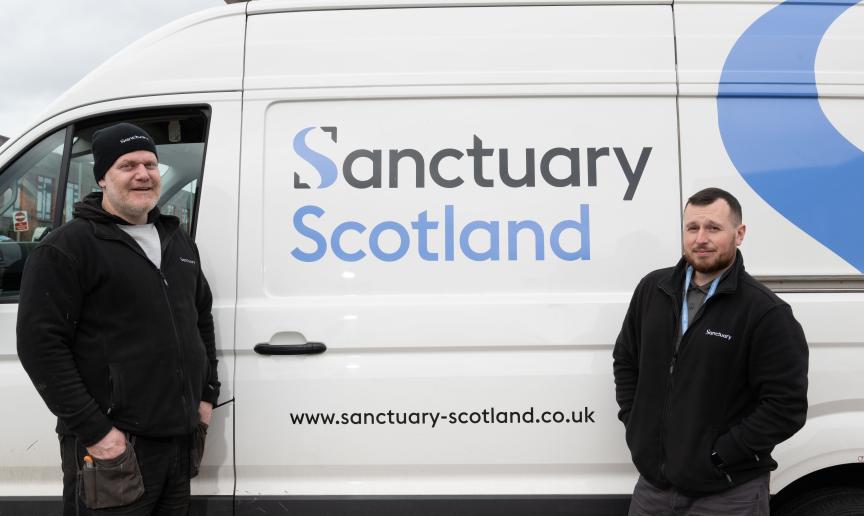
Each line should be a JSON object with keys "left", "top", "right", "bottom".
{"left": 681, "top": 266, "right": 720, "bottom": 335}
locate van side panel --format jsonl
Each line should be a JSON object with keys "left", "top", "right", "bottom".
{"left": 236, "top": 5, "right": 678, "bottom": 497}
{"left": 675, "top": 0, "right": 864, "bottom": 493}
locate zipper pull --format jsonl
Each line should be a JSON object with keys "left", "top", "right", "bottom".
{"left": 669, "top": 353, "right": 678, "bottom": 374}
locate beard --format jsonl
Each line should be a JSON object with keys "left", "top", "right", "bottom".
{"left": 684, "top": 246, "right": 736, "bottom": 275}
{"left": 102, "top": 187, "right": 159, "bottom": 224}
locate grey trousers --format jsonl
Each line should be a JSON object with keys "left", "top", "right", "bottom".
{"left": 628, "top": 474, "right": 770, "bottom": 516}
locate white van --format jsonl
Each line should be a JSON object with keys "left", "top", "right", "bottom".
{"left": 1, "top": 0, "right": 862, "bottom": 514}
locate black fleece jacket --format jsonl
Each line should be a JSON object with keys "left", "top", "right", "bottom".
{"left": 613, "top": 251, "right": 808, "bottom": 495}
{"left": 17, "top": 193, "right": 219, "bottom": 446}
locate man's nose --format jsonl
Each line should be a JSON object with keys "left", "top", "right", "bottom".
{"left": 132, "top": 164, "right": 151, "bottom": 179}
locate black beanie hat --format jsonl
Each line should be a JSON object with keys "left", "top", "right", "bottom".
{"left": 91, "top": 123, "right": 158, "bottom": 182}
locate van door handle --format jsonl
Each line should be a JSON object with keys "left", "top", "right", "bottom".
{"left": 253, "top": 342, "right": 327, "bottom": 355}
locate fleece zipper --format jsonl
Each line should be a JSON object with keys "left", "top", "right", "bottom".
{"left": 100, "top": 228, "right": 192, "bottom": 428}
{"left": 657, "top": 282, "right": 681, "bottom": 479}
{"left": 157, "top": 268, "right": 191, "bottom": 427}
{"left": 657, "top": 280, "right": 732, "bottom": 485}
{"left": 657, "top": 281, "right": 710, "bottom": 478}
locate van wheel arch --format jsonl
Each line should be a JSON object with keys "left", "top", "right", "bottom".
{"left": 772, "top": 464, "right": 864, "bottom": 516}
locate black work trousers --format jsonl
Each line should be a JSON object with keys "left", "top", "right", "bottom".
{"left": 60, "top": 433, "right": 191, "bottom": 516}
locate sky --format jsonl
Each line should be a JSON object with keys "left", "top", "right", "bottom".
{"left": 0, "top": 0, "right": 224, "bottom": 139}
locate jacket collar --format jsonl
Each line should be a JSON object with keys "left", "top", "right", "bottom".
{"left": 659, "top": 249, "right": 745, "bottom": 300}
{"left": 73, "top": 191, "right": 180, "bottom": 245}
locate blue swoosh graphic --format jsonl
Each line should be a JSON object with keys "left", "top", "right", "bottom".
{"left": 718, "top": 0, "right": 864, "bottom": 272}
{"left": 293, "top": 126, "right": 338, "bottom": 189}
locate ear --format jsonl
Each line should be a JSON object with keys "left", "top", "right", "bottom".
{"left": 735, "top": 224, "right": 746, "bottom": 246}
{"left": 97, "top": 179, "right": 105, "bottom": 189}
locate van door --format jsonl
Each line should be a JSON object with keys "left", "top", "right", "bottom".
{"left": 236, "top": 3, "right": 679, "bottom": 512}
{"left": 0, "top": 97, "right": 240, "bottom": 506}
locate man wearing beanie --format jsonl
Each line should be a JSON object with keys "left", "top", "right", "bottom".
{"left": 17, "top": 122, "right": 219, "bottom": 515}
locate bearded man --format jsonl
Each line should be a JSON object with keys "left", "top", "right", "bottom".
{"left": 17, "top": 123, "right": 218, "bottom": 515}
{"left": 613, "top": 187, "right": 808, "bottom": 516}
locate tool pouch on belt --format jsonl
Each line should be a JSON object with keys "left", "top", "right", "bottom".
{"left": 190, "top": 421, "right": 208, "bottom": 478}
{"left": 79, "top": 437, "right": 145, "bottom": 509}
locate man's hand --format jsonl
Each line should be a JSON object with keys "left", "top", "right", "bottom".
{"left": 198, "top": 401, "right": 213, "bottom": 426}
{"left": 86, "top": 427, "right": 126, "bottom": 460}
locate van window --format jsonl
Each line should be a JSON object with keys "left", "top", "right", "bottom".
{"left": 0, "top": 129, "right": 66, "bottom": 299}
{"left": 64, "top": 112, "right": 210, "bottom": 235}
{"left": 0, "top": 108, "right": 210, "bottom": 301}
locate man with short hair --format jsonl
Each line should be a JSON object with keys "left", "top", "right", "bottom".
{"left": 613, "top": 187, "right": 808, "bottom": 515}
{"left": 17, "top": 122, "right": 219, "bottom": 515}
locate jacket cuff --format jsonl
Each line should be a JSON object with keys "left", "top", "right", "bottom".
{"left": 201, "top": 383, "right": 219, "bottom": 407}
{"left": 713, "top": 431, "right": 751, "bottom": 467}
{"left": 73, "top": 413, "right": 115, "bottom": 448}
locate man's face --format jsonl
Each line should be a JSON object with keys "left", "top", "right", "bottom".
{"left": 98, "top": 150, "right": 161, "bottom": 224}
{"left": 682, "top": 199, "right": 746, "bottom": 277}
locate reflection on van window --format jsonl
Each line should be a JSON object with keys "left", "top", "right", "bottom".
{"left": 0, "top": 129, "right": 66, "bottom": 299}
{"left": 65, "top": 114, "right": 208, "bottom": 235}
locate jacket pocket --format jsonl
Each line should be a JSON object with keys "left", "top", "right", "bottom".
{"left": 79, "top": 438, "right": 145, "bottom": 509}
{"left": 665, "top": 425, "right": 728, "bottom": 493}
{"left": 107, "top": 363, "right": 122, "bottom": 416}
{"left": 697, "top": 427, "right": 727, "bottom": 485}
{"left": 623, "top": 387, "right": 641, "bottom": 450}
{"left": 190, "top": 421, "right": 208, "bottom": 478}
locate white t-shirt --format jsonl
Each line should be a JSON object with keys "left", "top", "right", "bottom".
{"left": 118, "top": 223, "right": 162, "bottom": 269}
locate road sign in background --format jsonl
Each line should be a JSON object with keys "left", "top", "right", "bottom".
{"left": 13, "top": 210, "right": 29, "bottom": 232}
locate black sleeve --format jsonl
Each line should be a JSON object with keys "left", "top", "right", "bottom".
{"left": 613, "top": 278, "right": 644, "bottom": 426}
{"left": 16, "top": 244, "right": 113, "bottom": 446}
{"left": 194, "top": 244, "right": 220, "bottom": 406}
{"left": 713, "top": 304, "right": 809, "bottom": 465}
